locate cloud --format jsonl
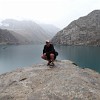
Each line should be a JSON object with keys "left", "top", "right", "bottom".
{"left": 0, "top": 0, "right": 100, "bottom": 28}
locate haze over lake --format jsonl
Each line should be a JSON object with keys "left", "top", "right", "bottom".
{"left": 0, "top": 44, "right": 100, "bottom": 74}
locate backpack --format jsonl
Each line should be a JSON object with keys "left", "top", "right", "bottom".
{"left": 55, "top": 51, "right": 58, "bottom": 56}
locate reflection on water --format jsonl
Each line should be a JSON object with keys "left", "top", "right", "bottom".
{"left": 0, "top": 44, "right": 100, "bottom": 74}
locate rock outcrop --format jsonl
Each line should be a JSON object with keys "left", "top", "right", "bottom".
{"left": 52, "top": 10, "right": 100, "bottom": 46}
{"left": 0, "top": 60, "right": 100, "bottom": 100}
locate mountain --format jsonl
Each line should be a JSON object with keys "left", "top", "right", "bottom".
{"left": 40, "top": 24, "right": 60, "bottom": 37}
{"left": 52, "top": 10, "right": 100, "bottom": 46}
{"left": 0, "top": 28, "right": 25, "bottom": 44}
{"left": 0, "top": 19, "right": 52, "bottom": 44}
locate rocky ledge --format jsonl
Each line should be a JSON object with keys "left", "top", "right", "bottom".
{"left": 0, "top": 60, "right": 100, "bottom": 100}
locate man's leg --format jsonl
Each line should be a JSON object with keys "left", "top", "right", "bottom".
{"left": 41, "top": 53, "right": 47, "bottom": 60}
{"left": 41, "top": 53, "right": 51, "bottom": 65}
{"left": 50, "top": 53, "right": 55, "bottom": 66}
{"left": 50, "top": 53, "right": 54, "bottom": 61}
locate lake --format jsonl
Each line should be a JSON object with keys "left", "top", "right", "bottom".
{"left": 0, "top": 44, "right": 100, "bottom": 74}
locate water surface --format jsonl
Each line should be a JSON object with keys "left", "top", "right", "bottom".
{"left": 0, "top": 45, "right": 100, "bottom": 74}
{"left": 56, "top": 45, "right": 100, "bottom": 72}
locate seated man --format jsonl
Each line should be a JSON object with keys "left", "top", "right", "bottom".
{"left": 41, "top": 40, "right": 58, "bottom": 66}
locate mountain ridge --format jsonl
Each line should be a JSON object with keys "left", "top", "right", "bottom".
{"left": 0, "top": 19, "right": 60, "bottom": 44}
{"left": 52, "top": 10, "right": 100, "bottom": 46}
{"left": 0, "top": 28, "right": 22, "bottom": 45}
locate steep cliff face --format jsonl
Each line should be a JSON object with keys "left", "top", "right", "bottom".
{"left": 52, "top": 10, "right": 100, "bottom": 46}
{"left": 0, "top": 60, "right": 100, "bottom": 100}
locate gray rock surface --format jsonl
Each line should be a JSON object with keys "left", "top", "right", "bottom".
{"left": 0, "top": 60, "right": 100, "bottom": 100}
{"left": 52, "top": 10, "right": 100, "bottom": 46}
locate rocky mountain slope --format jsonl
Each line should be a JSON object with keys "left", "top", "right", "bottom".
{"left": 0, "top": 19, "right": 59, "bottom": 44}
{"left": 0, "top": 28, "right": 24, "bottom": 44}
{"left": 52, "top": 10, "right": 100, "bottom": 46}
{"left": 0, "top": 60, "right": 100, "bottom": 100}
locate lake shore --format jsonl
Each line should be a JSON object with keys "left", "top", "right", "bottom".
{"left": 0, "top": 60, "right": 100, "bottom": 100}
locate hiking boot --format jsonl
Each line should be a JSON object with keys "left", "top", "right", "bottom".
{"left": 47, "top": 62, "right": 50, "bottom": 66}
{"left": 47, "top": 60, "right": 52, "bottom": 66}
{"left": 50, "top": 62, "right": 55, "bottom": 66}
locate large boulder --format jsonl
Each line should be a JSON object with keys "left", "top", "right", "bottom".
{"left": 0, "top": 60, "right": 100, "bottom": 100}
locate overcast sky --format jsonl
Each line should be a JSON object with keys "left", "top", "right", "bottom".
{"left": 0, "top": 0, "right": 100, "bottom": 29}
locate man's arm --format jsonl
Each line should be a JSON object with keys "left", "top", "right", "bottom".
{"left": 50, "top": 44, "right": 55, "bottom": 53}
{"left": 43, "top": 45, "right": 46, "bottom": 54}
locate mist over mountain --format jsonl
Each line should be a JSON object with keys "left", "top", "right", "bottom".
{"left": 52, "top": 10, "right": 100, "bottom": 46}
{"left": 39, "top": 24, "right": 60, "bottom": 37}
{"left": 0, "top": 19, "right": 59, "bottom": 44}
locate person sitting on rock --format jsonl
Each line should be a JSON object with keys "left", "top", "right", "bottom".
{"left": 41, "top": 40, "right": 58, "bottom": 66}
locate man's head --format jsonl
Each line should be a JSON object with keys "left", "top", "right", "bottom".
{"left": 46, "top": 40, "right": 50, "bottom": 46}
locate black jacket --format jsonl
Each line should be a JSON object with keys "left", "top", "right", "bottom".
{"left": 43, "top": 44, "right": 55, "bottom": 54}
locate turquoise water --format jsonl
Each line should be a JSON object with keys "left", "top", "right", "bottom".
{"left": 0, "top": 45, "right": 100, "bottom": 74}
{"left": 56, "top": 45, "right": 100, "bottom": 73}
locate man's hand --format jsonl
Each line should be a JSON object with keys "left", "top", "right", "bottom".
{"left": 43, "top": 53, "right": 46, "bottom": 56}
